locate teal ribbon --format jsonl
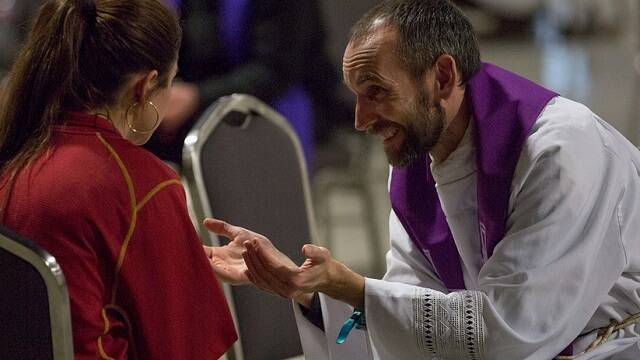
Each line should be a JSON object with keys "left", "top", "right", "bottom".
{"left": 336, "top": 309, "right": 366, "bottom": 344}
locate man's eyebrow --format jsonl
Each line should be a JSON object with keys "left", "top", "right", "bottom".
{"left": 354, "top": 72, "right": 382, "bottom": 86}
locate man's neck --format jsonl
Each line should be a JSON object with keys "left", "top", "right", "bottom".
{"left": 430, "top": 94, "right": 471, "bottom": 164}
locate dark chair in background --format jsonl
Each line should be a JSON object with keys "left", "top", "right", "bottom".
{"left": 182, "top": 94, "right": 316, "bottom": 360}
{"left": 0, "top": 226, "right": 73, "bottom": 360}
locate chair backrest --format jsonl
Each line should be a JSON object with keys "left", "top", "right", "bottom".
{"left": 0, "top": 226, "right": 73, "bottom": 360}
{"left": 182, "top": 94, "right": 317, "bottom": 360}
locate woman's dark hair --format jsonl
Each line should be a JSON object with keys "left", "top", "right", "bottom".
{"left": 0, "top": 0, "right": 181, "bottom": 171}
{"left": 350, "top": 0, "right": 480, "bottom": 85}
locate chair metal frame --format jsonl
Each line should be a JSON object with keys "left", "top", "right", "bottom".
{"left": 0, "top": 226, "right": 74, "bottom": 360}
{"left": 182, "top": 93, "right": 319, "bottom": 360}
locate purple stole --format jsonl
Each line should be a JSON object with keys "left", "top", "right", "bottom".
{"left": 390, "top": 63, "right": 557, "bottom": 289}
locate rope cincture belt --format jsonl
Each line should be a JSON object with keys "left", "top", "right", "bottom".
{"left": 556, "top": 312, "right": 640, "bottom": 360}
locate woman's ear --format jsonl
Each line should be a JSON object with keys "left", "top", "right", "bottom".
{"left": 133, "top": 70, "right": 159, "bottom": 102}
{"left": 433, "top": 54, "right": 458, "bottom": 100}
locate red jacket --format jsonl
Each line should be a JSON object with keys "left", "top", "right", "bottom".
{"left": 1, "top": 112, "right": 237, "bottom": 359}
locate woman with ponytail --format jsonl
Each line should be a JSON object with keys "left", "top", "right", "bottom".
{"left": 0, "top": 0, "right": 237, "bottom": 358}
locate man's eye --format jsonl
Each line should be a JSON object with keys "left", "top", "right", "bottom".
{"left": 367, "top": 85, "right": 386, "bottom": 100}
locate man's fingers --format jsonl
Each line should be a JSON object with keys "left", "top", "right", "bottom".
{"left": 244, "top": 268, "right": 258, "bottom": 286}
{"left": 252, "top": 239, "right": 301, "bottom": 272}
{"left": 244, "top": 253, "right": 277, "bottom": 294}
{"left": 245, "top": 243, "right": 296, "bottom": 298}
{"left": 245, "top": 244, "right": 288, "bottom": 288}
{"left": 203, "top": 218, "right": 241, "bottom": 238}
{"left": 244, "top": 248, "right": 286, "bottom": 296}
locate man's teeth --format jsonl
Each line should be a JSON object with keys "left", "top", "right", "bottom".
{"left": 381, "top": 127, "right": 398, "bottom": 140}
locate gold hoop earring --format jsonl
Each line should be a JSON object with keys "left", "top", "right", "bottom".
{"left": 125, "top": 101, "right": 160, "bottom": 134}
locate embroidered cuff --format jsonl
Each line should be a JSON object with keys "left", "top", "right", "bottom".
{"left": 414, "top": 289, "right": 486, "bottom": 359}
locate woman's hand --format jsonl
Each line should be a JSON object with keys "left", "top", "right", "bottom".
{"left": 203, "top": 243, "right": 249, "bottom": 285}
{"left": 202, "top": 218, "right": 252, "bottom": 285}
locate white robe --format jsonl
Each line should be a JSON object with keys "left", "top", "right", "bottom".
{"left": 295, "top": 97, "right": 640, "bottom": 359}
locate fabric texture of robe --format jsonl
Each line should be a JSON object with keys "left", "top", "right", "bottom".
{"left": 294, "top": 65, "right": 640, "bottom": 359}
{"left": 1, "top": 112, "right": 237, "bottom": 359}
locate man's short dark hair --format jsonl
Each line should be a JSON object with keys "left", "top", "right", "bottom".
{"left": 350, "top": 0, "right": 481, "bottom": 84}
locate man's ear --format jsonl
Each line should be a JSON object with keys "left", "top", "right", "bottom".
{"left": 133, "top": 70, "right": 159, "bottom": 102}
{"left": 433, "top": 54, "right": 458, "bottom": 100}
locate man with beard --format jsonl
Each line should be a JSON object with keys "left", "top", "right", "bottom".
{"left": 203, "top": 0, "right": 640, "bottom": 358}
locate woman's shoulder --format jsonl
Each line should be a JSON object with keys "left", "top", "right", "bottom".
{"left": 4, "top": 133, "right": 187, "bottom": 234}
{"left": 29, "top": 133, "right": 181, "bottom": 203}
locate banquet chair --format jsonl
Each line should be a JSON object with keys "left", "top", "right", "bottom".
{"left": 0, "top": 226, "right": 73, "bottom": 360}
{"left": 182, "top": 94, "right": 317, "bottom": 360}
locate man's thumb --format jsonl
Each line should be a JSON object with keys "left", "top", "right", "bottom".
{"left": 302, "top": 244, "right": 329, "bottom": 262}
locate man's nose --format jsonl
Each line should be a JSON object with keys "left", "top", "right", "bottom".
{"left": 354, "top": 99, "right": 374, "bottom": 132}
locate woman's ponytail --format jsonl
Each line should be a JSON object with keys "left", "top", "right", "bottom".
{"left": 0, "top": 0, "right": 180, "bottom": 172}
{"left": 0, "top": 0, "right": 94, "bottom": 171}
